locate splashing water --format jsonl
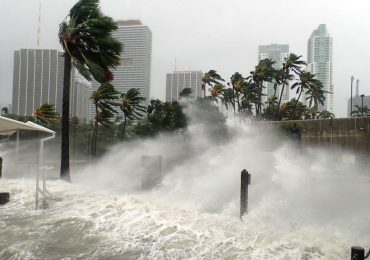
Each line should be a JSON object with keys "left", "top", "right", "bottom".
{"left": 1, "top": 114, "right": 369, "bottom": 259}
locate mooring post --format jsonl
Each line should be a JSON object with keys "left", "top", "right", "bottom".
{"left": 351, "top": 246, "right": 365, "bottom": 260}
{"left": 0, "top": 156, "right": 2, "bottom": 178}
{"left": 240, "top": 169, "right": 251, "bottom": 219}
{"left": 0, "top": 192, "right": 10, "bottom": 205}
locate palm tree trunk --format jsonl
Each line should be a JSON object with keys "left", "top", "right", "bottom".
{"left": 60, "top": 54, "right": 71, "bottom": 182}
{"left": 276, "top": 81, "right": 286, "bottom": 118}
{"left": 295, "top": 90, "right": 303, "bottom": 106}
{"left": 92, "top": 121, "right": 98, "bottom": 156}
{"left": 92, "top": 105, "right": 99, "bottom": 156}
{"left": 121, "top": 115, "right": 127, "bottom": 142}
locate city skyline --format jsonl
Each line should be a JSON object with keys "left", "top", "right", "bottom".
{"left": 88, "top": 19, "right": 152, "bottom": 120}
{"left": 1, "top": 0, "right": 370, "bottom": 118}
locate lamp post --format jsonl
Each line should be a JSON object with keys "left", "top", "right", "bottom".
{"left": 350, "top": 76, "right": 354, "bottom": 117}
{"left": 360, "top": 94, "right": 365, "bottom": 117}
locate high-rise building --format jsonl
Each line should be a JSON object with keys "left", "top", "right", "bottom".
{"left": 307, "top": 24, "right": 333, "bottom": 112}
{"left": 11, "top": 48, "right": 91, "bottom": 120}
{"left": 89, "top": 20, "right": 152, "bottom": 120}
{"left": 347, "top": 79, "right": 370, "bottom": 117}
{"left": 165, "top": 71, "right": 203, "bottom": 101}
{"left": 258, "top": 44, "right": 289, "bottom": 105}
{"left": 70, "top": 69, "right": 92, "bottom": 121}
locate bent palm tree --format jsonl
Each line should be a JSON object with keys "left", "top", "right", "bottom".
{"left": 117, "top": 88, "right": 146, "bottom": 141}
{"left": 202, "top": 70, "right": 224, "bottom": 98}
{"left": 305, "top": 80, "right": 327, "bottom": 110}
{"left": 90, "top": 83, "right": 118, "bottom": 156}
{"left": 291, "top": 71, "right": 319, "bottom": 106}
{"left": 58, "top": 0, "right": 122, "bottom": 180}
{"left": 276, "top": 54, "right": 306, "bottom": 116}
{"left": 179, "top": 88, "right": 192, "bottom": 98}
{"left": 249, "top": 59, "right": 275, "bottom": 116}
{"left": 33, "top": 103, "right": 59, "bottom": 125}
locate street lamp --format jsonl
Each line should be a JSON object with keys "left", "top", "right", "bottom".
{"left": 360, "top": 94, "right": 365, "bottom": 117}
{"left": 350, "top": 76, "right": 354, "bottom": 117}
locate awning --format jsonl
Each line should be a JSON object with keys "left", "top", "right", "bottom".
{"left": 0, "top": 116, "right": 55, "bottom": 135}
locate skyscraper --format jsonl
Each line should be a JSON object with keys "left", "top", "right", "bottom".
{"left": 258, "top": 44, "right": 289, "bottom": 105}
{"left": 89, "top": 20, "right": 152, "bottom": 120}
{"left": 307, "top": 24, "right": 333, "bottom": 112}
{"left": 12, "top": 48, "right": 91, "bottom": 120}
{"left": 165, "top": 71, "right": 203, "bottom": 101}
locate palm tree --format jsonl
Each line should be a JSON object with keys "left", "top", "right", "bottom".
{"left": 304, "top": 106, "right": 319, "bottom": 119}
{"left": 33, "top": 103, "right": 59, "bottom": 125}
{"left": 229, "top": 72, "right": 244, "bottom": 114}
{"left": 276, "top": 54, "right": 306, "bottom": 116}
{"left": 291, "top": 71, "right": 319, "bottom": 106}
{"left": 202, "top": 70, "right": 224, "bottom": 98}
{"left": 220, "top": 88, "right": 235, "bottom": 113}
{"left": 319, "top": 110, "right": 335, "bottom": 119}
{"left": 280, "top": 99, "right": 307, "bottom": 120}
{"left": 58, "top": 0, "right": 122, "bottom": 180}
{"left": 208, "top": 83, "right": 224, "bottom": 103}
{"left": 305, "top": 80, "right": 327, "bottom": 110}
{"left": 351, "top": 105, "right": 370, "bottom": 117}
{"left": 249, "top": 59, "right": 275, "bottom": 115}
{"left": 90, "top": 83, "right": 118, "bottom": 156}
{"left": 179, "top": 88, "right": 192, "bottom": 98}
{"left": 1, "top": 107, "right": 8, "bottom": 116}
{"left": 117, "top": 88, "right": 146, "bottom": 141}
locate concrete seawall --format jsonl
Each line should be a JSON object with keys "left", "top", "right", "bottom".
{"left": 268, "top": 118, "right": 370, "bottom": 155}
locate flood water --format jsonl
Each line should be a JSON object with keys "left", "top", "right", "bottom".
{"left": 1, "top": 121, "right": 370, "bottom": 259}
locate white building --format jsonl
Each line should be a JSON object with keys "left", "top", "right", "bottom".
{"left": 12, "top": 48, "right": 91, "bottom": 120}
{"left": 307, "top": 24, "right": 333, "bottom": 112}
{"left": 89, "top": 20, "right": 152, "bottom": 120}
{"left": 165, "top": 71, "right": 203, "bottom": 101}
{"left": 258, "top": 44, "right": 289, "bottom": 106}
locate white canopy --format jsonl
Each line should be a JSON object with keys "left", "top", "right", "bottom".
{"left": 0, "top": 116, "right": 55, "bottom": 136}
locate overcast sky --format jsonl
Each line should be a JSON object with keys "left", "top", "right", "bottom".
{"left": 1, "top": 0, "right": 369, "bottom": 117}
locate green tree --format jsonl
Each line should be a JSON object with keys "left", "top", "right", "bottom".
{"left": 208, "top": 83, "right": 225, "bottom": 103}
{"left": 202, "top": 70, "right": 224, "bottom": 98}
{"left": 305, "top": 79, "right": 327, "bottom": 110}
{"left": 179, "top": 87, "right": 192, "bottom": 98}
{"left": 116, "top": 88, "right": 146, "bottom": 141}
{"left": 280, "top": 99, "right": 307, "bottom": 120}
{"left": 58, "top": 0, "right": 122, "bottom": 180}
{"left": 276, "top": 54, "right": 306, "bottom": 116}
{"left": 133, "top": 99, "right": 187, "bottom": 137}
{"left": 33, "top": 103, "right": 59, "bottom": 125}
{"left": 90, "top": 83, "right": 118, "bottom": 156}
{"left": 249, "top": 59, "right": 275, "bottom": 116}
{"left": 229, "top": 72, "right": 244, "bottom": 114}
{"left": 319, "top": 110, "right": 335, "bottom": 119}
{"left": 291, "top": 71, "right": 319, "bottom": 106}
{"left": 1, "top": 107, "right": 8, "bottom": 116}
{"left": 351, "top": 105, "right": 369, "bottom": 117}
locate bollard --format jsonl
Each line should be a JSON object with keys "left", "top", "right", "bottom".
{"left": 0, "top": 156, "right": 2, "bottom": 178}
{"left": 240, "top": 169, "right": 251, "bottom": 219}
{"left": 351, "top": 246, "right": 365, "bottom": 260}
{"left": 0, "top": 192, "right": 10, "bottom": 205}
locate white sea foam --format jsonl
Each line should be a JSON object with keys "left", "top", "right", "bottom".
{"left": 0, "top": 112, "right": 369, "bottom": 259}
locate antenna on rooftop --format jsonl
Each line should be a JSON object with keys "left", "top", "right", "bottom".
{"left": 37, "top": 3, "right": 41, "bottom": 46}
